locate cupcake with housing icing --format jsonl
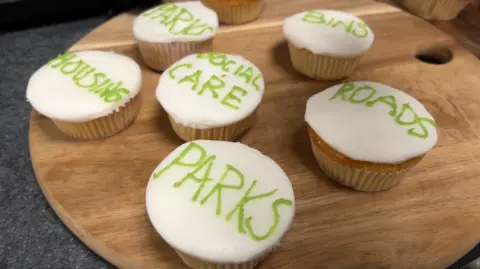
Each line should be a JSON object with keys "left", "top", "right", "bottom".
{"left": 146, "top": 140, "right": 295, "bottom": 269}
{"left": 26, "top": 50, "right": 142, "bottom": 140}
{"left": 156, "top": 52, "right": 265, "bottom": 141}
{"left": 283, "top": 10, "right": 374, "bottom": 80}
{"left": 396, "top": 0, "right": 470, "bottom": 21}
{"left": 200, "top": 0, "right": 262, "bottom": 25}
{"left": 305, "top": 81, "right": 438, "bottom": 191}
{"left": 133, "top": 1, "right": 219, "bottom": 71}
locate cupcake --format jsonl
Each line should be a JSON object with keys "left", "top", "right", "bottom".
{"left": 26, "top": 50, "right": 142, "bottom": 140}
{"left": 305, "top": 81, "right": 438, "bottom": 191}
{"left": 146, "top": 140, "right": 295, "bottom": 269}
{"left": 200, "top": 0, "right": 262, "bottom": 25}
{"left": 133, "top": 1, "right": 219, "bottom": 71}
{"left": 283, "top": 10, "right": 374, "bottom": 80}
{"left": 156, "top": 52, "right": 265, "bottom": 141}
{"left": 396, "top": 0, "right": 470, "bottom": 20}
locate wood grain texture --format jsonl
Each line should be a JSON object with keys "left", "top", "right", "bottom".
{"left": 70, "top": 0, "right": 480, "bottom": 58}
{"left": 29, "top": 1, "right": 480, "bottom": 269}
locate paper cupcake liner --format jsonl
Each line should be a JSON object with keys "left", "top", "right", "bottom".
{"left": 175, "top": 250, "right": 269, "bottom": 269}
{"left": 137, "top": 39, "right": 213, "bottom": 71}
{"left": 310, "top": 142, "right": 414, "bottom": 192}
{"left": 287, "top": 42, "right": 362, "bottom": 80}
{"left": 52, "top": 94, "right": 141, "bottom": 140}
{"left": 396, "top": 0, "right": 468, "bottom": 20}
{"left": 168, "top": 112, "right": 255, "bottom": 141}
{"left": 200, "top": 0, "right": 262, "bottom": 24}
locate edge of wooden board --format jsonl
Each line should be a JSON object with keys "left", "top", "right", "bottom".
{"left": 68, "top": 1, "right": 401, "bottom": 52}
{"left": 29, "top": 2, "right": 480, "bottom": 269}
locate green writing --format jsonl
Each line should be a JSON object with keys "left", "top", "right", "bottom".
{"left": 329, "top": 82, "right": 355, "bottom": 101}
{"left": 169, "top": 63, "right": 192, "bottom": 79}
{"left": 46, "top": 52, "right": 130, "bottom": 103}
{"left": 366, "top": 95, "right": 397, "bottom": 116}
{"left": 143, "top": 3, "right": 214, "bottom": 36}
{"left": 174, "top": 155, "right": 216, "bottom": 202}
{"left": 200, "top": 165, "right": 244, "bottom": 216}
{"left": 329, "top": 83, "right": 436, "bottom": 139}
{"left": 237, "top": 67, "right": 254, "bottom": 84}
{"left": 179, "top": 69, "right": 202, "bottom": 90}
{"left": 198, "top": 75, "right": 225, "bottom": 99}
{"left": 153, "top": 142, "right": 206, "bottom": 179}
{"left": 154, "top": 142, "right": 293, "bottom": 242}
{"left": 198, "top": 52, "right": 237, "bottom": 72}
{"left": 221, "top": 86, "right": 247, "bottom": 110}
{"left": 348, "top": 85, "right": 376, "bottom": 104}
{"left": 168, "top": 61, "right": 253, "bottom": 110}
{"left": 226, "top": 180, "right": 278, "bottom": 234}
{"left": 245, "top": 198, "right": 293, "bottom": 241}
{"left": 196, "top": 52, "right": 263, "bottom": 91}
{"left": 395, "top": 103, "right": 437, "bottom": 139}
{"left": 301, "top": 10, "right": 369, "bottom": 39}
{"left": 251, "top": 74, "right": 262, "bottom": 91}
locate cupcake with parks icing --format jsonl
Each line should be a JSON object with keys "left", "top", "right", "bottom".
{"left": 26, "top": 50, "right": 142, "bottom": 140}
{"left": 283, "top": 10, "right": 374, "bottom": 80}
{"left": 156, "top": 52, "right": 264, "bottom": 141}
{"left": 146, "top": 140, "right": 295, "bottom": 269}
{"left": 133, "top": 1, "right": 219, "bottom": 71}
{"left": 305, "top": 81, "right": 438, "bottom": 191}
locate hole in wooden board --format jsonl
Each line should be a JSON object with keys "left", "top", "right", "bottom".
{"left": 414, "top": 46, "right": 453, "bottom": 65}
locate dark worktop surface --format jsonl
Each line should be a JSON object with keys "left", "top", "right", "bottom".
{"left": 0, "top": 16, "right": 116, "bottom": 269}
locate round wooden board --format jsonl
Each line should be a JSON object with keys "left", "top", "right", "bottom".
{"left": 29, "top": 2, "right": 480, "bottom": 269}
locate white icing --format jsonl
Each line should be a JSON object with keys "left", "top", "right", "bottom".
{"left": 26, "top": 50, "right": 142, "bottom": 122}
{"left": 283, "top": 10, "right": 374, "bottom": 57}
{"left": 146, "top": 140, "right": 295, "bottom": 264}
{"left": 133, "top": 2, "right": 219, "bottom": 43}
{"left": 305, "top": 81, "right": 438, "bottom": 164}
{"left": 156, "top": 53, "right": 265, "bottom": 128}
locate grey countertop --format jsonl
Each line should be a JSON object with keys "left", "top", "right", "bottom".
{"left": 0, "top": 15, "right": 478, "bottom": 269}
{"left": 0, "top": 17, "right": 115, "bottom": 269}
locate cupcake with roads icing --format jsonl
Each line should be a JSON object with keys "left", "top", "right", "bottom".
{"left": 146, "top": 140, "right": 295, "bottom": 269}
{"left": 200, "top": 0, "right": 262, "bottom": 25}
{"left": 395, "top": 0, "right": 470, "bottom": 21}
{"left": 305, "top": 81, "right": 438, "bottom": 191}
{"left": 26, "top": 50, "right": 142, "bottom": 140}
{"left": 156, "top": 52, "right": 264, "bottom": 141}
{"left": 283, "top": 10, "right": 374, "bottom": 80}
{"left": 133, "top": 1, "right": 219, "bottom": 71}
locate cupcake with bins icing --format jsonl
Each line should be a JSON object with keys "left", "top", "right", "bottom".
{"left": 283, "top": 10, "right": 374, "bottom": 80}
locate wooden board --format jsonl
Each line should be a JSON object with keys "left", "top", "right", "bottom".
{"left": 29, "top": 1, "right": 480, "bottom": 269}
{"left": 69, "top": 0, "right": 480, "bottom": 57}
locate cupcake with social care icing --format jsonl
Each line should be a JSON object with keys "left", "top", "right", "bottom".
{"left": 200, "top": 0, "right": 262, "bottom": 25}
{"left": 395, "top": 0, "right": 470, "bottom": 21}
{"left": 133, "top": 1, "right": 219, "bottom": 71}
{"left": 305, "top": 81, "right": 438, "bottom": 191}
{"left": 156, "top": 52, "right": 265, "bottom": 141}
{"left": 26, "top": 50, "right": 142, "bottom": 140}
{"left": 146, "top": 140, "right": 295, "bottom": 269}
{"left": 283, "top": 10, "right": 374, "bottom": 80}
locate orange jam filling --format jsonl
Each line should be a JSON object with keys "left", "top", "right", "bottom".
{"left": 307, "top": 125, "right": 423, "bottom": 172}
